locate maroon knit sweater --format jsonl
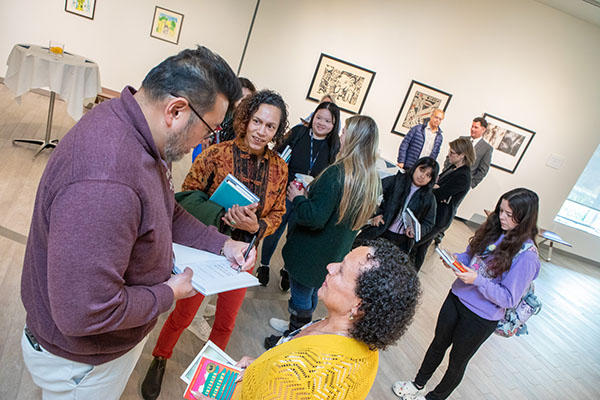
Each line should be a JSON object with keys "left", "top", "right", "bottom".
{"left": 20, "top": 87, "right": 227, "bottom": 365}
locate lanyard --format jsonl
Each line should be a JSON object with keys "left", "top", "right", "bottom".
{"left": 308, "top": 129, "right": 326, "bottom": 174}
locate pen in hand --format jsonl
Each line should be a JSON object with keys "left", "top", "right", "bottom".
{"left": 238, "top": 235, "right": 257, "bottom": 272}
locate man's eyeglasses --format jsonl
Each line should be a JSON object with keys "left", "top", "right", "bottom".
{"left": 170, "top": 93, "right": 219, "bottom": 140}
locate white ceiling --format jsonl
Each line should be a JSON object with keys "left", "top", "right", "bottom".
{"left": 535, "top": 0, "right": 600, "bottom": 27}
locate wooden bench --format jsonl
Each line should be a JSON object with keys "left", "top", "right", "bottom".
{"left": 538, "top": 229, "right": 572, "bottom": 262}
{"left": 483, "top": 209, "right": 572, "bottom": 261}
{"left": 95, "top": 87, "right": 120, "bottom": 104}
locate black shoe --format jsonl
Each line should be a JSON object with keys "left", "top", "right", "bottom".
{"left": 264, "top": 334, "right": 281, "bottom": 350}
{"left": 141, "top": 357, "right": 167, "bottom": 400}
{"left": 257, "top": 265, "right": 270, "bottom": 286}
{"left": 279, "top": 269, "right": 290, "bottom": 292}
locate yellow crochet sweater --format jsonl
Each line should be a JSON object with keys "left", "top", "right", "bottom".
{"left": 234, "top": 334, "right": 379, "bottom": 400}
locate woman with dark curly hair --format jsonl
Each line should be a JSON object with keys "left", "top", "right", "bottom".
{"left": 393, "top": 188, "right": 541, "bottom": 400}
{"left": 223, "top": 238, "right": 421, "bottom": 400}
{"left": 141, "top": 90, "right": 289, "bottom": 400}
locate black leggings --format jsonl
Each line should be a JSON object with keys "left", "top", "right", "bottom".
{"left": 415, "top": 291, "right": 497, "bottom": 400}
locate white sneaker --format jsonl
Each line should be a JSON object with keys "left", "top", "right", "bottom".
{"left": 187, "top": 316, "right": 212, "bottom": 342}
{"left": 269, "top": 318, "right": 289, "bottom": 333}
{"left": 203, "top": 304, "right": 216, "bottom": 318}
{"left": 391, "top": 381, "right": 423, "bottom": 399}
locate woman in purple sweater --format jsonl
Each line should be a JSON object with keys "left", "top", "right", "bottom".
{"left": 392, "top": 188, "right": 541, "bottom": 400}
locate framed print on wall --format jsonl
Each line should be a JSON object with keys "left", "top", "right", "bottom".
{"left": 306, "top": 53, "right": 375, "bottom": 114}
{"left": 65, "top": 0, "right": 96, "bottom": 20}
{"left": 392, "top": 80, "right": 452, "bottom": 136}
{"left": 482, "top": 113, "right": 535, "bottom": 174}
{"left": 150, "top": 6, "right": 184, "bottom": 45}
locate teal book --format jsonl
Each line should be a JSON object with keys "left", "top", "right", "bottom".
{"left": 209, "top": 174, "right": 259, "bottom": 210}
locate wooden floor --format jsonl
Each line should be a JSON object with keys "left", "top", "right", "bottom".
{"left": 0, "top": 84, "right": 599, "bottom": 399}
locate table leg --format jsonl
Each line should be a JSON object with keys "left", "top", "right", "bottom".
{"left": 547, "top": 241, "right": 554, "bottom": 262}
{"left": 12, "top": 91, "right": 60, "bottom": 156}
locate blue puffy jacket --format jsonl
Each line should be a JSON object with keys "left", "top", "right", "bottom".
{"left": 397, "top": 119, "right": 443, "bottom": 168}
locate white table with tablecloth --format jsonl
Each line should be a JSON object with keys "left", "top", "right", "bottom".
{"left": 4, "top": 43, "right": 101, "bottom": 154}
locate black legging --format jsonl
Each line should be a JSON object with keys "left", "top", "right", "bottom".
{"left": 415, "top": 291, "right": 497, "bottom": 400}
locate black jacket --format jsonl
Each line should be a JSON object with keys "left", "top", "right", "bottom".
{"left": 433, "top": 164, "right": 471, "bottom": 231}
{"left": 358, "top": 171, "right": 436, "bottom": 242}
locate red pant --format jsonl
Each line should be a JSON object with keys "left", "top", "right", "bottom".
{"left": 152, "top": 274, "right": 252, "bottom": 356}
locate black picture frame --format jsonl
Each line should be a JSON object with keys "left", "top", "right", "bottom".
{"left": 391, "top": 80, "right": 452, "bottom": 136}
{"left": 306, "top": 53, "right": 375, "bottom": 114}
{"left": 150, "top": 6, "right": 184, "bottom": 45}
{"left": 482, "top": 113, "right": 536, "bottom": 174}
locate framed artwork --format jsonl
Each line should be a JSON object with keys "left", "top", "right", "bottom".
{"left": 64, "top": 0, "right": 96, "bottom": 20}
{"left": 306, "top": 53, "right": 375, "bottom": 114}
{"left": 482, "top": 113, "right": 536, "bottom": 174}
{"left": 392, "top": 80, "right": 452, "bottom": 136}
{"left": 150, "top": 6, "right": 184, "bottom": 45}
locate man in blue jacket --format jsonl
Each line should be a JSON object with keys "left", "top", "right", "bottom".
{"left": 397, "top": 108, "right": 444, "bottom": 169}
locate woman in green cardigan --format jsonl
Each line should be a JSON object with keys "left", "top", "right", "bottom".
{"left": 265, "top": 115, "right": 381, "bottom": 349}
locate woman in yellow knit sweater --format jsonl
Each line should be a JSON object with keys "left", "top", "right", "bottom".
{"left": 228, "top": 238, "right": 421, "bottom": 400}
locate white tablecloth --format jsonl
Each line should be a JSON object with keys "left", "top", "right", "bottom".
{"left": 4, "top": 44, "right": 101, "bottom": 121}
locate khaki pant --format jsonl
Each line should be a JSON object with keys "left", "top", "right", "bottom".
{"left": 21, "top": 328, "right": 147, "bottom": 400}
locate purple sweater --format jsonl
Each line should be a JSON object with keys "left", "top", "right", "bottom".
{"left": 452, "top": 235, "right": 540, "bottom": 321}
{"left": 20, "top": 87, "right": 228, "bottom": 365}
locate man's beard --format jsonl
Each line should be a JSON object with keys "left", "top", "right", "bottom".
{"left": 164, "top": 119, "right": 194, "bottom": 163}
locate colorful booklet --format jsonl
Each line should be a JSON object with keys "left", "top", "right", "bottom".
{"left": 209, "top": 174, "right": 259, "bottom": 210}
{"left": 172, "top": 243, "right": 259, "bottom": 295}
{"left": 435, "top": 246, "right": 468, "bottom": 273}
{"left": 182, "top": 340, "right": 240, "bottom": 400}
{"left": 279, "top": 145, "right": 292, "bottom": 163}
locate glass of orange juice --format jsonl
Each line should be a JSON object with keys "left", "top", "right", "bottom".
{"left": 49, "top": 41, "right": 64, "bottom": 59}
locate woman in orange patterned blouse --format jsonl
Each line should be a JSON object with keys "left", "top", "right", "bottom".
{"left": 142, "top": 90, "right": 289, "bottom": 399}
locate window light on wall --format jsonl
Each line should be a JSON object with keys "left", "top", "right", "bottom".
{"left": 555, "top": 144, "right": 600, "bottom": 237}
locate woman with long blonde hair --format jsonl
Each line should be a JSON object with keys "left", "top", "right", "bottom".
{"left": 265, "top": 115, "right": 381, "bottom": 347}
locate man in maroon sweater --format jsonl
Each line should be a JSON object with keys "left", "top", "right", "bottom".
{"left": 20, "top": 46, "right": 256, "bottom": 399}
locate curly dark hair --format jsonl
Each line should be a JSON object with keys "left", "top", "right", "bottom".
{"left": 468, "top": 188, "right": 539, "bottom": 278}
{"left": 232, "top": 89, "right": 289, "bottom": 143}
{"left": 350, "top": 238, "right": 421, "bottom": 350}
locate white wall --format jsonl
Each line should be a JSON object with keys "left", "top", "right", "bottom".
{"left": 0, "top": 0, "right": 255, "bottom": 89}
{"left": 2, "top": 0, "right": 600, "bottom": 262}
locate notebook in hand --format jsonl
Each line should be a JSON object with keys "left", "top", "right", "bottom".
{"left": 209, "top": 174, "right": 259, "bottom": 210}
{"left": 435, "top": 246, "right": 468, "bottom": 273}
{"left": 172, "top": 243, "right": 259, "bottom": 296}
{"left": 403, "top": 208, "right": 421, "bottom": 242}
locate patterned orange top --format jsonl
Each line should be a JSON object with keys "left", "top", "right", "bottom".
{"left": 182, "top": 137, "right": 288, "bottom": 241}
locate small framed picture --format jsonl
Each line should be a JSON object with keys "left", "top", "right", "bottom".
{"left": 392, "top": 80, "right": 452, "bottom": 136}
{"left": 150, "top": 6, "right": 184, "bottom": 45}
{"left": 482, "top": 113, "right": 536, "bottom": 174}
{"left": 64, "top": 0, "right": 96, "bottom": 20}
{"left": 306, "top": 53, "right": 375, "bottom": 114}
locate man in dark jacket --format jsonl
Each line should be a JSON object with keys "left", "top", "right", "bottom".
{"left": 443, "top": 117, "right": 493, "bottom": 188}
{"left": 397, "top": 109, "right": 444, "bottom": 170}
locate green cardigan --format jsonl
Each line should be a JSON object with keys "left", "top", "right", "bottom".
{"left": 282, "top": 164, "right": 358, "bottom": 288}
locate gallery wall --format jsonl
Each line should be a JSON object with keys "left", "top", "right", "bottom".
{"left": 0, "top": 0, "right": 255, "bottom": 90}
{"left": 1, "top": 0, "right": 600, "bottom": 262}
